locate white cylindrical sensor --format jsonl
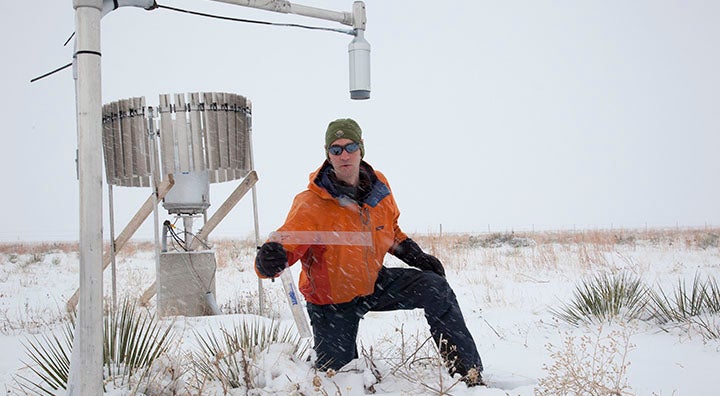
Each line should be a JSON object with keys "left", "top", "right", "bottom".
{"left": 349, "top": 29, "right": 371, "bottom": 100}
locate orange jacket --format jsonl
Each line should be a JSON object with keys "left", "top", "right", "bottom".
{"left": 260, "top": 162, "right": 408, "bottom": 305}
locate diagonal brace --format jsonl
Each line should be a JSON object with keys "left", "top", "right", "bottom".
{"left": 66, "top": 175, "right": 175, "bottom": 312}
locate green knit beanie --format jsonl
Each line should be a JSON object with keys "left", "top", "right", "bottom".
{"left": 325, "top": 118, "right": 364, "bottom": 158}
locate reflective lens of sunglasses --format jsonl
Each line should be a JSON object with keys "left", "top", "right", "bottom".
{"left": 328, "top": 142, "right": 360, "bottom": 156}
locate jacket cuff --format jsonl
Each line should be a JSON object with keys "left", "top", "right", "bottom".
{"left": 392, "top": 238, "right": 423, "bottom": 264}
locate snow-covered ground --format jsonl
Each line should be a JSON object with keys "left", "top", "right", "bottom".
{"left": 1, "top": 229, "right": 719, "bottom": 395}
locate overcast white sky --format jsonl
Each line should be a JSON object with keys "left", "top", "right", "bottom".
{"left": 1, "top": 1, "right": 719, "bottom": 242}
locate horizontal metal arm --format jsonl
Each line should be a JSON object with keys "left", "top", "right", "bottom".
{"left": 208, "top": 0, "right": 355, "bottom": 27}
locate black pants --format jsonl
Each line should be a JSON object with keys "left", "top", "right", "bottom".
{"left": 306, "top": 266, "right": 483, "bottom": 374}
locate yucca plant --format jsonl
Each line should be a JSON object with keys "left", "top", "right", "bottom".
{"left": 649, "top": 273, "right": 708, "bottom": 323}
{"left": 702, "top": 276, "right": 720, "bottom": 314}
{"left": 551, "top": 272, "right": 650, "bottom": 326}
{"left": 649, "top": 274, "right": 720, "bottom": 339}
{"left": 14, "top": 298, "right": 174, "bottom": 395}
{"left": 15, "top": 320, "right": 74, "bottom": 395}
{"left": 692, "top": 314, "right": 720, "bottom": 340}
{"left": 103, "top": 298, "right": 175, "bottom": 383}
{"left": 192, "top": 319, "right": 310, "bottom": 391}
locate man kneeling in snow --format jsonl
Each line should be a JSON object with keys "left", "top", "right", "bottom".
{"left": 255, "top": 118, "right": 485, "bottom": 386}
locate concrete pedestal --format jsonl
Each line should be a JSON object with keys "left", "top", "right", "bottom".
{"left": 157, "top": 250, "right": 217, "bottom": 317}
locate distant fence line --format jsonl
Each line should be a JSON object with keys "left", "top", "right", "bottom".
{"left": 429, "top": 223, "right": 719, "bottom": 238}
{"left": 1, "top": 223, "right": 718, "bottom": 244}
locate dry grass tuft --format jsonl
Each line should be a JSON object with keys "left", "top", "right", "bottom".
{"left": 212, "top": 238, "right": 257, "bottom": 269}
{"left": 0, "top": 242, "right": 78, "bottom": 256}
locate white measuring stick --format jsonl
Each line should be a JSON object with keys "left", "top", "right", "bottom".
{"left": 279, "top": 270, "right": 312, "bottom": 338}
{"left": 268, "top": 231, "right": 373, "bottom": 338}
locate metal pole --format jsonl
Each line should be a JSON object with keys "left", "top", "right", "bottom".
{"left": 183, "top": 215, "right": 194, "bottom": 250}
{"left": 245, "top": 101, "right": 264, "bottom": 313}
{"left": 252, "top": 184, "right": 263, "bottom": 313}
{"left": 108, "top": 184, "right": 117, "bottom": 310}
{"left": 68, "top": 1, "right": 104, "bottom": 395}
{"left": 148, "top": 107, "right": 162, "bottom": 290}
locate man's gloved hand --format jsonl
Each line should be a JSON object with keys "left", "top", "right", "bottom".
{"left": 255, "top": 242, "right": 287, "bottom": 278}
{"left": 392, "top": 238, "right": 446, "bottom": 277}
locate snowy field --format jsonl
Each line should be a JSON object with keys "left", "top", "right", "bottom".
{"left": 0, "top": 228, "right": 719, "bottom": 395}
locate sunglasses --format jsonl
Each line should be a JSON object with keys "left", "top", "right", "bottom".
{"left": 327, "top": 142, "right": 360, "bottom": 156}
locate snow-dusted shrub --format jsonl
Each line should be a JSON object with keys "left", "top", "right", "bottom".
{"left": 468, "top": 232, "right": 536, "bottom": 249}
{"left": 360, "top": 325, "right": 471, "bottom": 395}
{"left": 697, "top": 233, "right": 719, "bottom": 249}
{"left": 191, "top": 318, "right": 310, "bottom": 393}
{"left": 535, "top": 326, "right": 634, "bottom": 396}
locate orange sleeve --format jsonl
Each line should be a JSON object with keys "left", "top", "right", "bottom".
{"left": 274, "top": 191, "right": 317, "bottom": 265}
{"left": 375, "top": 170, "right": 408, "bottom": 252}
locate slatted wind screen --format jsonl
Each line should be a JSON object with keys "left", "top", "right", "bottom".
{"left": 158, "top": 92, "right": 252, "bottom": 183}
{"left": 102, "top": 97, "right": 153, "bottom": 187}
{"left": 101, "top": 92, "right": 253, "bottom": 186}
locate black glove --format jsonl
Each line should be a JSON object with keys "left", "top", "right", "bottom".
{"left": 392, "top": 238, "right": 445, "bottom": 277}
{"left": 255, "top": 242, "right": 287, "bottom": 278}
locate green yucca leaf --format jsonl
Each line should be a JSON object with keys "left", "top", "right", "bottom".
{"left": 551, "top": 272, "right": 650, "bottom": 326}
{"left": 692, "top": 314, "right": 720, "bottom": 340}
{"left": 16, "top": 298, "right": 174, "bottom": 394}
{"left": 191, "top": 318, "right": 310, "bottom": 391}
{"left": 702, "top": 277, "right": 720, "bottom": 313}
{"left": 17, "top": 320, "right": 74, "bottom": 395}
{"left": 649, "top": 273, "right": 720, "bottom": 326}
